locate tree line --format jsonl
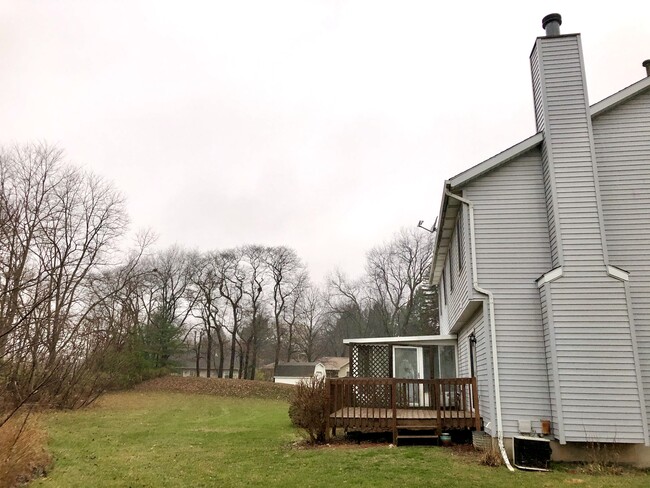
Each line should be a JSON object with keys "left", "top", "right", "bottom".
{"left": 0, "top": 144, "right": 438, "bottom": 416}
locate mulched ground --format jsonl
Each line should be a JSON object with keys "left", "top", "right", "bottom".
{"left": 134, "top": 375, "right": 295, "bottom": 401}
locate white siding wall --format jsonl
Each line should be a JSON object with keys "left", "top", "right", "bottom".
{"left": 439, "top": 206, "right": 474, "bottom": 335}
{"left": 464, "top": 148, "right": 553, "bottom": 438}
{"left": 457, "top": 309, "right": 494, "bottom": 435}
{"left": 535, "top": 35, "right": 606, "bottom": 271}
{"left": 531, "top": 34, "right": 646, "bottom": 443}
{"left": 594, "top": 87, "right": 650, "bottom": 440}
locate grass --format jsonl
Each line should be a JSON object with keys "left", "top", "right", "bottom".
{"left": 33, "top": 389, "right": 649, "bottom": 488}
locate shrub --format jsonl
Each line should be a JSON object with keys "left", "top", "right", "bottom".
{"left": 288, "top": 377, "right": 327, "bottom": 444}
{"left": 479, "top": 447, "right": 503, "bottom": 467}
{"left": 0, "top": 414, "right": 51, "bottom": 487}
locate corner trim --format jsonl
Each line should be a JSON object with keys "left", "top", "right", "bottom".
{"left": 607, "top": 265, "right": 630, "bottom": 282}
{"left": 536, "top": 267, "right": 563, "bottom": 288}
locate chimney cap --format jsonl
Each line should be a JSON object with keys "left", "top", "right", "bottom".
{"left": 643, "top": 60, "right": 650, "bottom": 68}
{"left": 542, "top": 13, "right": 562, "bottom": 30}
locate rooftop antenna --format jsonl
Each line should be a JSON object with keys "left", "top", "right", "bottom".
{"left": 417, "top": 217, "right": 437, "bottom": 233}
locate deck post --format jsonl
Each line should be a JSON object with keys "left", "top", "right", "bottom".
{"left": 391, "top": 379, "right": 397, "bottom": 445}
{"left": 434, "top": 380, "right": 442, "bottom": 436}
{"left": 325, "top": 379, "right": 331, "bottom": 441}
{"left": 472, "top": 377, "right": 481, "bottom": 431}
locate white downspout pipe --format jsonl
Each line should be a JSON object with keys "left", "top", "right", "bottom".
{"left": 445, "top": 189, "right": 514, "bottom": 471}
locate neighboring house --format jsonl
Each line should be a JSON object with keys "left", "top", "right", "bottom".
{"left": 258, "top": 362, "right": 276, "bottom": 380}
{"left": 317, "top": 357, "right": 350, "bottom": 378}
{"left": 273, "top": 362, "right": 326, "bottom": 385}
{"left": 172, "top": 351, "right": 238, "bottom": 378}
{"left": 430, "top": 14, "right": 650, "bottom": 465}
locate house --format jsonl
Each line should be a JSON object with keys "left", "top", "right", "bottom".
{"left": 171, "top": 350, "right": 238, "bottom": 378}
{"left": 429, "top": 13, "right": 650, "bottom": 466}
{"left": 316, "top": 357, "right": 350, "bottom": 378}
{"left": 273, "top": 362, "right": 327, "bottom": 385}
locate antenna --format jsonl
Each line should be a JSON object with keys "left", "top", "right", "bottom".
{"left": 417, "top": 217, "right": 437, "bottom": 234}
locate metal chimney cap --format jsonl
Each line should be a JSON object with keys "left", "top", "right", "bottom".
{"left": 643, "top": 60, "right": 650, "bottom": 77}
{"left": 542, "top": 13, "right": 562, "bottom": 30}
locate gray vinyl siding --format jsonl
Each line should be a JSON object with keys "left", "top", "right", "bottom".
{"left": 541, "top": 143, "right": 560, "bottom": 267}
{"left": 462, "top": 147, "right": 553, "bottom": 438}
{"left": 534, "top": 35, "right": 606, "bottom": 270}
{"left": 457, "top": 326, "right": 470, "bottom": 378}
{"left": 544, "top": 275, "right": 644, "bottom": 442}
{"left": 540, "top": 284, "right": 562, "bottom": 439}
{"left": 530, "top": 44, "right": 545, "bottom": 132}
{"left": 440, "top": 206, "right": 473, "bottom": 335}
{"left": 457, "top": 310, "right": 493, "bottom": 436}
{"left": 594, "top": 86, "right": 650, "bottom": 439}
{"left": 532, "top": 33, "right": 646, "bottom": 443}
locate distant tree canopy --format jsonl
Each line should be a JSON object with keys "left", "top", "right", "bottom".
{"left": 0, "top": 143, "right": 439, "bottom": 424}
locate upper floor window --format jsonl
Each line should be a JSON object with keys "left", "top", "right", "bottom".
{"left": 448, "top": 253, "right": 454, "bottom": 292}
{"left": 441, "top": 271, "right": 447, "bottom": 305}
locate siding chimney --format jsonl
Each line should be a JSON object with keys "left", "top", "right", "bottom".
{"left": 531, "top": 15, "right": 647, "bottom": 446}
{"left": 643, "top": 59, "right": 650, "bottom": 77}
{"left": 542, "top": 13, "right": 562, "bottom": 36}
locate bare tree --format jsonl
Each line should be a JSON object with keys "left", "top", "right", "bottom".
{"left": 265, "top": 246, "right": 307, "bottom": 367}
{"left": 366, "top": 228, "right": 433, "bottom": 336}
{"left": 138, "top": 247, "right": 198, "bottom": 368}
{"left": 213, "top": 249, "right": 245, "bottom": 378}
{"left": 240, "top": 245, "right": 267, "bottom": 379}
{"left": 295, "top": 285, "right": 326, "bottom": 362}
{"left": 190, "top": 254, "right": 218, "bottom": 377}
{"left": 0, "top": 144, "right": 129, "bottom": 409}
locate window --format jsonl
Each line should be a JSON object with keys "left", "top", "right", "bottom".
{"left": 441, "top": 272, "right": 447, "bottom": 304}
{"left": 457, "top": 215, "right": 464, "bottom": 270}
{"left": 432, "top": 345, "right": 457, "bottom": 379}
{"left": 448, "top": 254, "right": 454, "bottom": 292}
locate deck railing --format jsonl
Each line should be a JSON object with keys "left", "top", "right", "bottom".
{"left": 325, "top": 377, "right": 480, "bottom": 436}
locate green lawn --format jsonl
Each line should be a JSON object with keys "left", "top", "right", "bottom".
{"left": 34, "top": 390, "right": 648, "bottom": 487}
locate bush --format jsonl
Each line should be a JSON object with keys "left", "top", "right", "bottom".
{"left": 0, "top": 414, "right": 51, "bottom": 487}
{"left": 479, "top": 447, "right": 504, "bottom": 467}
{"left": 288, "top": 377, "right": 327, "bottom": 444}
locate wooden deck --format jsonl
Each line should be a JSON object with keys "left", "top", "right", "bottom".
{"left": 325, "top": 377, "right": 480, "bottom": 444}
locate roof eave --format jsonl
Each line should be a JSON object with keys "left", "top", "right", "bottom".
{"left": 448, "top": 132, "right": 544, "bottom": 188}
{"left": 591, "top": 76, "right": 650, "bottom": 118}
{"left": 343, "top": 334, "right": 457, "bottom": 345}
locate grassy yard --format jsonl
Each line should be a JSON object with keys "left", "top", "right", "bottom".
{"left": 34, "top": 386, "right": 649, "bottom": 487}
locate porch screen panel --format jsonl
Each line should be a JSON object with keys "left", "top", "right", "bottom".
{"left": 351, "top": 344, "right": 390, "bottom": 378}
{"left": 351, "top": 344, "right": 391, "bottom": 408}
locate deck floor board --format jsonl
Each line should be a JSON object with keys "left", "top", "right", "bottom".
{"left": 330, "top": 407, "right": 474, "bottom": 420}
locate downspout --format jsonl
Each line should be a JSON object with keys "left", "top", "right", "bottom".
{"left": 445, "top": 188, "right": 514, "bottom": 471}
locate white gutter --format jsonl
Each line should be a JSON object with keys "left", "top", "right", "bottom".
{"left": 445, "top": 188, "right": 514, "bottom": 472}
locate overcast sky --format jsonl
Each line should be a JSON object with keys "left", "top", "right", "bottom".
{"left": 1, "top": 1, "right": 649, "bottom": 283}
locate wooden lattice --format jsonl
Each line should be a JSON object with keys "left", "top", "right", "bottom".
{"left": 351, "top": 344, "right": 390, "bottom": 378}
{"left": 351, "top": 344, "right": 391, "bottom": 407}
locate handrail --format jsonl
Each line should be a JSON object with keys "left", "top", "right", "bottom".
{"left": 325, "top": 377, "right": 480, "bottom": 437}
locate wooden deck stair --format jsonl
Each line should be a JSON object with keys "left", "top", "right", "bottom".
{"left": 394, "top": 425, "right": 439, "bottom": 445}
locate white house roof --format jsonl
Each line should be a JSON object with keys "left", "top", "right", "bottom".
{"left": 343, "top": 334, "right": 457, "bottom": 346}
{"left": 316, "top": 357, "right": 349, "bottom": 370}
{"left": 273, "top": 362, "right": 323, "bottom": 377}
